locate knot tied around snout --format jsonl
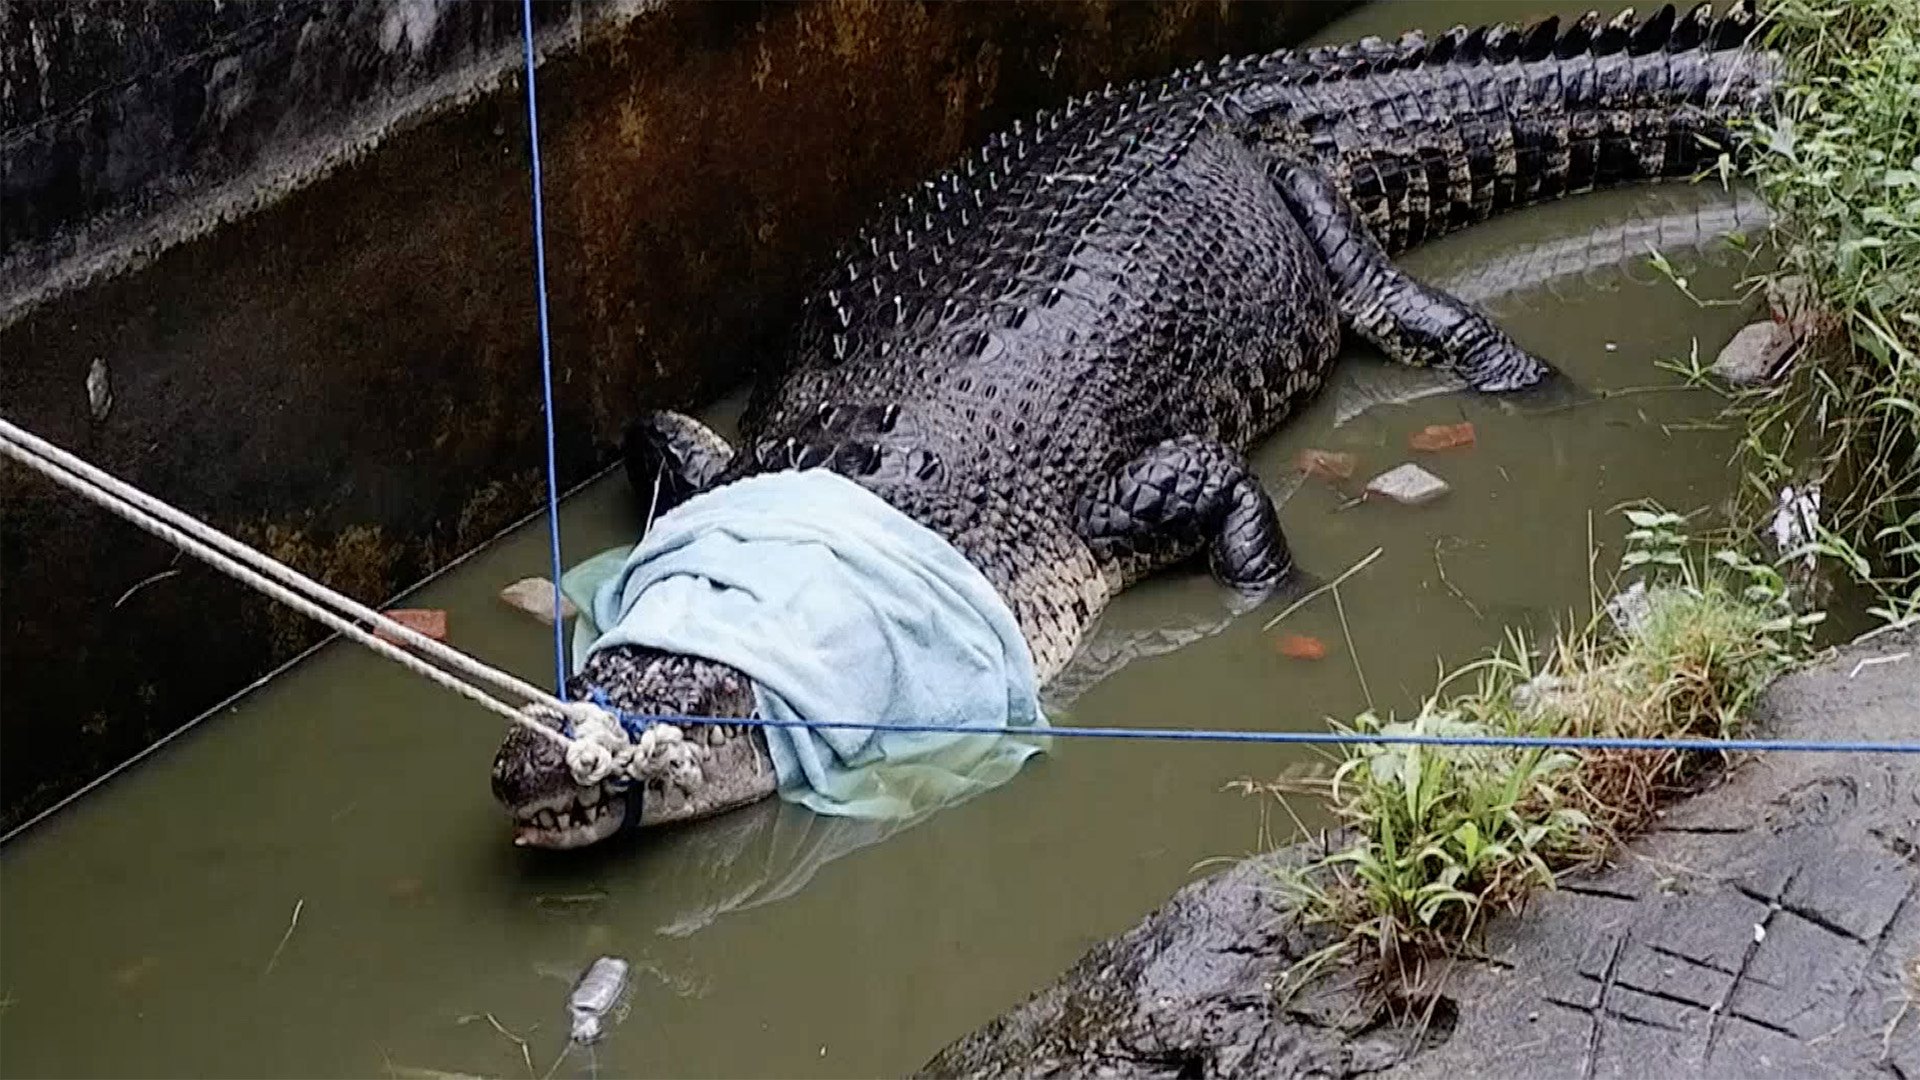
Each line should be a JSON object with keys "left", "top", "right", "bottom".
{"left": 518, "top": 701, "right": 712, "bottom": 790}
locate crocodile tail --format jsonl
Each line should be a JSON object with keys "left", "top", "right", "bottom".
{"left": 1254, "top": 1, "right": 1779, "bottom": 254}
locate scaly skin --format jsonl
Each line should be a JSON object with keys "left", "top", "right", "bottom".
{"left": 493, "top": 3, "right": 1780, "bottom": 849}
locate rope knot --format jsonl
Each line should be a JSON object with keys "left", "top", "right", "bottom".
{"left": 524, "top": 701, "right": 712, "bottom": 791}
{"left": 627, "top": 722, "right": 711, "bottom": 790}
{"left": 633, "top": 725, "right": 710, "bottom": 788}
{"left": 511, "top": 701, "right": 631, "bottom": 787}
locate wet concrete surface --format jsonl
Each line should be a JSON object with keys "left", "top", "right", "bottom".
{"left": 922, "top": 627, "right": 1920, "bottom": 1079}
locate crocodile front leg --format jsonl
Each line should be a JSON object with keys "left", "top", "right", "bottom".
{"left": 1079, "top": 436, "right": 1292, "bottom": 596}
{"left": 622, "top": 410, "right": 736, "bottom": 521}
{"left": 1271, "top": 157, "right": 1559, "bottom": 394}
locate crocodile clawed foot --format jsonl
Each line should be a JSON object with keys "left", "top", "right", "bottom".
{"left": 622, "top": 410, "right": 737, "bottom": 522}
{"left": 1451, "top": 331, "right": 1598, "bottom": 413}
{"left": 1215, "top": 561, "right": 1323, "bottom": 617}
{"left": 1451, "top": 325, "right": 1559, "bottom": 394}
{"left": 1488, "top": 366, "right": 1600, "bottom": 415}
{"left": 1267, "top": 565, "right": 1327, "bottom": 609}
{"left": 1219, "top": 575, "right": 1282, "bottom": 616}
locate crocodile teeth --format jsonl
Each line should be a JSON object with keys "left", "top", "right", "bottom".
{"left": 512, "top": 789, "right": 624, "bottom": 848}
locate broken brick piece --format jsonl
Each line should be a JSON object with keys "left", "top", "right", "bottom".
{"left": 1713, "top": 320, "right": 1799, "bottom": 387}
{"left": 376, "top": 608, "right": 447, "bottom": 644}
{"left": 1409, "top": 422, "right": 1476, "bottom": 452}
{"left": 500, "top": 577, "right": 578, "bottom": 626}
{"left": 1294, "top": 448, "right": 1357, "bottom": 481}
{"left": 1275, "top": 634, "right": 1327, "bottom": 661}
{"left": 1365, "top": 463, "right": 1451, "bottom": 506}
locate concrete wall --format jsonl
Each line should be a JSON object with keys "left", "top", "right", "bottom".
{"left": 0, "top": 0, "right": 1353, "bottom": 834}
{"left": 1, "top": 0, "right": 654, "bottom": 324}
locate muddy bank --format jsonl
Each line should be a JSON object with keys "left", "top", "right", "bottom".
{"left": 922, "top": 627, "right": 1920, "bottom": 1078}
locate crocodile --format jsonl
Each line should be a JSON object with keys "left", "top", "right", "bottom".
{"left": 493, "top": 2, "right": 1780, "bottom": 849}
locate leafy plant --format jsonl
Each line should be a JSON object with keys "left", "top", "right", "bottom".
{"left": 1261, "top": 510, "right": 1813, "bottom": 994}
{"left": 1721, "top": 0, "right": 1920, "bottom": 623}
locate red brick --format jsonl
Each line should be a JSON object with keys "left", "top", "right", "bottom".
{"left": 375, "top": 608, "right": 447, "bottom": 644}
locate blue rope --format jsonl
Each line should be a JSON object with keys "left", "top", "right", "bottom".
{"left": 582, "top": 692, "right": 1919, "bottom": 755}
{"left": 521, "top": 0, "right": 569, "bottom": 694}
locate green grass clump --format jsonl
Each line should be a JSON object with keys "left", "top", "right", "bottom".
{"left": 1265, "top": 514, "right": 1816, "bottom": 991}
{"left": 1734, "top": 0, "right": 1920, "bottom": 622}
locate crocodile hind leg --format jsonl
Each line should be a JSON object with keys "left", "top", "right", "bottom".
{"left": 1079, "top": 436, "right": 1292, "bottom": 596}
{"left": 622, "top": 411, "right": 735, "bottom": 522}
{"left": 1271, "top": 157, "right": 1558, "bottom": 394}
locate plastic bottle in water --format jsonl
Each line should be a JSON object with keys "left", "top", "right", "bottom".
{"left": 568, "top": 956, "right": 631, "bottom": 1045}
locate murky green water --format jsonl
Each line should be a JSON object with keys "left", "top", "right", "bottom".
{"left": 0, "top": 5, "right": 1774, "bottom": 1077}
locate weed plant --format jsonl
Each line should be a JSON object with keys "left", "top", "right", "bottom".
{"left": 1730, "top": 0, "right": 1920, "bottom": 623}
{"left": 1264, "top": 512, "right": 1817, "bottom": 991}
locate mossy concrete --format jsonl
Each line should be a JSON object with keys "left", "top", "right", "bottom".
{"left": 0, "top": 1, "right": 1353, "bottom": 833}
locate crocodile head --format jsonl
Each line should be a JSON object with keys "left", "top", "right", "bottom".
{"left": 489, "top": 645, "right": 770, "bottom": 849}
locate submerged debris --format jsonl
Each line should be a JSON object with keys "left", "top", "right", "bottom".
{"left": 86, "top": 357, "right": 112, "bottom": 422}
{"left": 1275, "top": 634, "right": 1327, "bottom": 661}
{"left": 380, "top": 1066, "right": 488, "bottom": 1080}
{"left": 500, "top": 577, "right": 578, "bottom": 625}
{"left": 568, "top": 955, "right": 631, "bottom": 1045}
{"left": 1604, "top": 580, "right": 1654, "bottom": 637}
{"left": 1364, "top": 463, "right": 1450, "bottom": 506}
{"left": 1408, "top": 422, "right": 1476, "bottom": 453}
{"left": 375, "top": 608, "right": 447, "bottom": 643}
{"left": 1712, "top": 320, "right": 1800, "bottom": 386}
{"left": 1767, "top": 482, "right": 1822, "bottom": 571}
{"left": 1293, "top": 448, "right": 1356, "bottom": 482}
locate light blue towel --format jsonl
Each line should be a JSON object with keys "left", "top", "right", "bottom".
{"left": 560, "top": 469, "right": 1049, "bottom": 820}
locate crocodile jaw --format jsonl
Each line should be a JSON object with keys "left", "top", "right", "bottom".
{"left": 631, "top": 721, "right": 779, "bottom": 828}
{"left": 502, "top": 723, "right": 777, "bottom": 847}
{"left": 490, "top": 645, "right": 769, "bottom": 849}
{"left": 511, "top": 782, "right": 626, "bottom": 848}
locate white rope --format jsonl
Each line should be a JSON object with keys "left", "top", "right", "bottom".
{"left": 0, "top": 417, "right": 561, "bottom": 713}
{"left": 561, "top": 709, "right": 708, "bottom": 788}
{"left": 0, "top": 418, "right": 707, "bottom": 788}
{"left": 0, "top": 426, "right": 580, "bottom": 751}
